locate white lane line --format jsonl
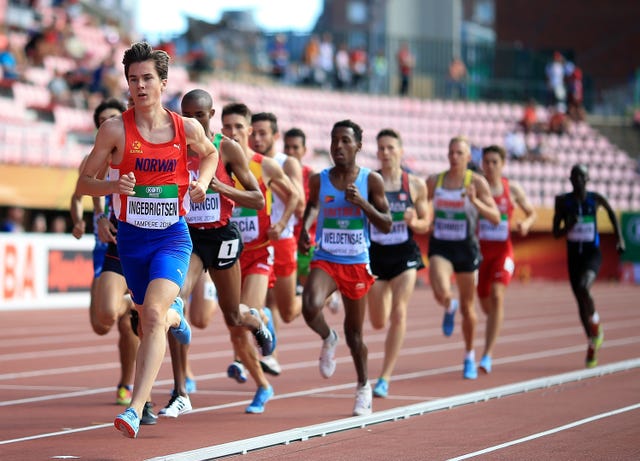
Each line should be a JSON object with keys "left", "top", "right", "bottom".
{"left": 144, "top": 359, "right": 640, "bottom": 461}
{"left": 3, "top": 317, "right": 638, "bottom": 380}
{"left": 3, "top": 358, "right": 638, "bottom": 448}
{"left": 447, "top": 402, "right": 640, "bottom": 461}
{"left": 1, "top": 336, "right": 638, "bottom": 407}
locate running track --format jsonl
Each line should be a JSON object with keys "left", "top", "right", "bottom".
{"left": 1, "top": 281, "right": 639, "bottom": 460}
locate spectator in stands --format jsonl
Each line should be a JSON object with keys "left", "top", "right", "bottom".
{"left": 553, "top": 164, "right": 625, "bottom": 369}
{"left": 567, "top": 67, "right": 585, "bottom": 122}
{"left": 350, "top": 44, "right": 368, "bottom": 92}
{"left": 31, "top": 213, "right": 47, "bottom": 232}
{"left": 1, "top": 206, "right": 26, "bottom": 232}
{"left": 370, "top": 49, "right": 388, "bottom": 94}
{"left": 0, "top": 34, "right": 21, "bottom": 82}
{"left": 520, "top": 98, "right": 539, "bottom": 134}
{"left": 469, "top": 143, "right": 483, "bottom": 171}
{"left": 446, "top": 56, "right": 467, "bottom": 100}
{"left": 548, "top": 105, "right": 569, "bottom": 135}
{"left": 48, "top": 67, "right": 73, "bottom": 106}
{"left": 317, "top": 32, "right": 335, "bottom": 89}
{"left": 545, "top": 51, "right": 567, "bottom": 108}
{"left": 634, "top": 109, "right": 640, "bottom": 132}
{"left": 334, "top": 42, "right": 351, "bottom": 90}
{"left": 504, "top": 128, "right": 528, "bottom": 161}
{"left": 51, "top": 215, "right": 67, "bottom": 233}
{"left": 397, "top": 41, "right": 415, "bottom": 96}
{"left": 89, "top": 50, "right": 122, "bottom": 100}
{"left": 301, "top": 34, "right": 320, "bottom": 86}
{"left": 270, "top": 33, "right": 289, "bottom": 81}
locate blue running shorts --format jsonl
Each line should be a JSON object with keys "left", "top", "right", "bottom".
{"left": 117, "top": 217, "right": 192, "bottom": 305}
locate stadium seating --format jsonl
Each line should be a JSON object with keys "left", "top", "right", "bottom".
{"left": 0, "top": 2, "right": 638, "bottom": 211}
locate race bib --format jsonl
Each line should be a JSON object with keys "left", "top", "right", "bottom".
{"left": 321, "top": 218, "right": 367, "bottom": 256}
{"left": 186, "top": 190, "right": 221, "bottom": 224}
{"left": 230, "top": 207, "right": 259, "bottom": 243}
{"left": 127, "top": 184, "right": 179, "bottom": 229}
{"left": 433, "top": 211, "right": 467, "bottom": 241}
{"left": 371, "top": 211, "right": 408, "bottom": 245}
{"left": 478, "top": 215, "right": 509, "bottom": 241}
{"left": 567, "top": 216, "right": 595, "bottom": 242}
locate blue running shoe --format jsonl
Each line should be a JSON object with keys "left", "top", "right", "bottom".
{"left": 227, "top": 361, "right": 248, "bottom": 383}
{"left": 373, "top": 378, "right": 388, "bottom": 398}
{"left": 245, "top": 385, "right": 274, "bottom": 414}
{"left": 114, "top": 407, "right": 140, "bottom": 438}
{"left": 250, "top": 308, "right": 275, "bottom": 356}
{"left": 169, "top": 297, "right": 191, "bottom": 345}
{"left": 463, "top": 358, "right": 477, "bottom": 380}
{"left": 262, "top": 307, "right": 277, "bottom": 352}
{"left": 479, "top": 355, "right": 492, "bottom": 374}
{"left": 442, "top": 299, "right": 458, "bottom": 337}
{"left": 185, "top": 376, "right": 197, "bottom": 394}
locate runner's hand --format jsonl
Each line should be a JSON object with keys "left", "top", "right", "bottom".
{"left": 189, "top": 180, "right": 207, "bottom": 203}
{"left": 118, "top": 172, "right": 136, "bottom": 196}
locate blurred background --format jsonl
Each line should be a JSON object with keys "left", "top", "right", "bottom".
{"left": 1, "top": 0, "right": 639, "bottom": 290}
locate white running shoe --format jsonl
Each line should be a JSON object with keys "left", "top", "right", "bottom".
{"left": 319, "top": 329, "right": 338, "bottom": 378}
{"left": 353, "top": 382, "right": 372, "bottom": 416}
{"left": 158, "top": 393, "right": 192, "bottom": 418}
{"left": 260, "top": 355, "right": 282, "bottom": 376}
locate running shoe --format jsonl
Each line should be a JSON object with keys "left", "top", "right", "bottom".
{"left": 319, "top": 329, "right": 338, "bottom": 378}
{"left": 373, "top": 378, "right": 388, "bottom": 398}
{"left": 263, "top": 307, "right": 277, "bottom": 352}
{"left": 116, "top": 384, "right": 132, "bottom": 406}
{"left": 227, "top": 361, "right": 248, "bottom": 383}
{"left": 159, "top": 392, "right": 192, "bottom": 418}
{"left": 586, "top": 325, "right": 604, "bottom": 368}
{"left": 245, "top": 385, "right": 274, "bottom": 414}
{"left": 353, "top": 382, "right": 372, "bottom": 416}
{"left": 463, "top": 357, "right": 477, "bottom": 380}
{"left": 479, "top": 355, "right": 492, "bottom": 374}
{"left": 169, "top": 297, "right": 191, "bottom": 345}
{"left": 442, "top": 299, "right": 458, "bottom": 337}
{"left": 250, "top": 308, "right": 275, "bottom": 356}
{"left": 260, "top": 355, "right": 282, "bottom": 376}
{"left": 114, "top": 407, "right": 140, "bottom": 438}
{"left": 140, "top": 401, "right": 157, "bottom": 425}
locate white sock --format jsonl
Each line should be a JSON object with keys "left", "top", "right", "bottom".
{"left": 324, "top": 329, "right": 335, "bottom": 342}
{"left": 447, "top": 299, "right": 457, "bottom": 313}
{"left": 591, "top": 312, "right": 600, "bottom": 324}
{"left": 465, "top": 350, "right": 475, "bottom": 361}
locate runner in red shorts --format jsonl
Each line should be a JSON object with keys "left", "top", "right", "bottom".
{"left": 477, "top": 145, "right": 536, "bottom": 374}
{"left": 298, "top": 120, "right": 391, "bottom": 416}
{"left": 223, "top": 103, "right": 298, "bottom": 413}
{"left": 250, "top": 112, "right": 305, "bottom": 375}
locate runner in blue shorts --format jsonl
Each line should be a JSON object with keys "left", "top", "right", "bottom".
{"left": 76, "top": 42, "right": 219, "bottom": 438}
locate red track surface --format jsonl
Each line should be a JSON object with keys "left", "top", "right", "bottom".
{"left": 1, "top": 281, "right": 639, "bottom": 460}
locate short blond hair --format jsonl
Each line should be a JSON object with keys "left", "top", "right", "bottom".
{"left": 449, "top": 136, "right": 470, "bottom": 152}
